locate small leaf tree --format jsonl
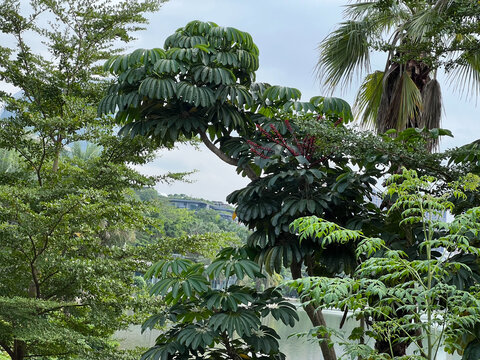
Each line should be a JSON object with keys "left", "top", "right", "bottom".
{"left": 0, "top": 1, "right": 180, "bottom": 359}
{"left": 288, "top": 169, "right": 480, "bottom": 360}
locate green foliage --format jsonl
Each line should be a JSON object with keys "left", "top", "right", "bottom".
{"left": 99, "top": 20, "right": 260, "bottom": 144}
{"left": 0, "top": 1, "right": 182, "bottom": 359}
{"left": 288, "top": 169, "right": 480, "bottom": 360}
{"left": 227, "top": 114, "right": 381, "bottom": 276}
{"left": 142, "top": 249, "right": 298, "bottom": 360}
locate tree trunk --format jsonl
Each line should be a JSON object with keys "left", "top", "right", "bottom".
{"left": 13, "top": 340, "right": 26, "bottom": 360}
{"left": 290, "top": 260, "right": 337, "bottom": 360}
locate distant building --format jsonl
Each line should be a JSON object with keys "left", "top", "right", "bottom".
{"left": 168, "top": 198, "right": 234, "bottom": 220}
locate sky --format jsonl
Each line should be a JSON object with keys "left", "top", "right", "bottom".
{"left": 1, "top": 0, "right": 479, "bottom": 202}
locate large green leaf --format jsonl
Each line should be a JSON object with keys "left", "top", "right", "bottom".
{"left": 263, "top": 85, "right": 302, "bottom": 104}
{"left": 354, "top": 71, "right": 384, "bottom": 128}
{"left": 204, "top": 287, "right": 254, "bottom": 311}
{"left": 209, "top": 310, "right": 261, "bottom": 337}
{"left": 317, "top": 20, "right": 371, "bottom": 92}
{"left": 139, "top": 77, "right": 176, "bottom": 100}
{"left": 192, "top": 65, "right": 236, "bottom": 85}
{"left": 243, "top": 326, "right": 281, "bottom": 354}
{"left": 104, "top": 48, "right": 165, "bottom": 74}
{"left": 154, "top": 59, "right": 186, "bottom": 75}
{"left": 311, "top": 96, "right": 354, "bottom": 122}
{"left": 176, "top": 82, "right": 215, "bottom": 107}
{"left": 164, "top": 32, "right": 208, "bottom": 48}
{"left": 176, "top": 325, "right": 215, "bottom": 350}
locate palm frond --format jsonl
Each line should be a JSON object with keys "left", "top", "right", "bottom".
{"left": 397, "top": 71, "right": 423, "bottom": 130}
{"left": 403, "top": 8, "right": 440, "bottom": 42}
{"left": 433, "top": 0, "right": 456, "bottom": 12}
{"left": 447, "top": 50, "right": 480, "bottom": 100}
{"left": 354, "top": 71, "right": 385, "bottom": 129}
{"left": 316, "top": 20, "right": 372, "bottom": 93}
{"left": 377, "top": 63, "right": 400, "bottom": 133}
{"left": 344, "top": 1, "right": 410, "bottom": 31}
{"left": 397, "top": 72, "right": 423, "bottom": 129}
{"left": 344, "top": 1, "right": 378, "bottom": 20}
{"left": 377, "top": 69, "right": 422, "bottom": 133}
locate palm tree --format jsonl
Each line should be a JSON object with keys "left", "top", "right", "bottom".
{"left": 317, "top": 0, "right": 480, "bottom": 147}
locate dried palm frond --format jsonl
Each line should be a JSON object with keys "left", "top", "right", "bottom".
{"left": 421, "top": 79, "right": 442, "bottom": 130}
{"left": 421, "top": 79, "right": 442, "bottom": 150}
{"left": 376, "top": 63, "right": 400, "bottom": 133}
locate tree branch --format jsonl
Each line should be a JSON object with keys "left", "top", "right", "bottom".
{"left": 198, "top": 130, "right": 258, "bottom": 181}
{"left": 0, "top": 341, "right": 14, "bottom": 358}
{"left": 37, "top": 303, "right": 88, "bottom": 316}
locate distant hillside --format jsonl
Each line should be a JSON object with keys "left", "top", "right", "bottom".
{"left": 134, "top": 188, "right": 250, "bottom": 242}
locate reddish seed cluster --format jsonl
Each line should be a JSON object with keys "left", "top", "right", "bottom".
{"left": 248, "top": 120, "right": 318, "bottom": 163}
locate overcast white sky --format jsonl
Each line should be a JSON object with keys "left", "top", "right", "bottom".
{"left": 2, "top": 0, "right": 478, "bottom": 201}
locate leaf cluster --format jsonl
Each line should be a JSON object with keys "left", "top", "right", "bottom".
{"left": 141, "top": 250, "right": 298, "bottom": 360}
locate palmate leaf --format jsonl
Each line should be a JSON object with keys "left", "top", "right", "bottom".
{"left": 104, "top": 48, "right": 165, "bottom": 74}
{"left": 176, "top": 325, "right": 215, "bottom": 350}
{"left": 448, "top": 49, "right": 480, "bottom": 99}
{"left": 311, "top": 96, "right": 354, "bottom": 123}
{"left": 145, "top": 259, "right": 209, "bottom": 304}
{"left": 204, "top": 287, "right": 254, "bottom": 311}
{"left": 209, "top": 309, "right": 261, "bottom": 337}
{"left": 142, "top": 314, "right": 166, "bottom": 334}
{"left": 166, "top": 47, "right": 202, "bottom": 62}
{"left": 97, "top": 93, "right": 121, "bottom": 116}
{"left": 176, "top": 82, "right": 215, "bottom": 107}
{"left": 317, "top": 19, "right": 371, "bottom": 92}
{"left": 207, "top": 103, "right": 245, "bottom": 129}
{"left": 216, "top": 51, "right": 239, "bottom": 67}
{"left": 206, "top": 257, "right": 261, "bottom": 280}
{"left": 262, "top": 245, "right": 286, "bottom": 274}
{"left": 263, "top": 85, "right": 301, "bottom": 104}
{"left": 215, "top": 85, "right": 253, "bottom": 107}
{"left": 243, "top": 326, "right": 281, "bottom": 354}
{"left": 164, "top": 32, "right": 208, "bottom": 48}
{"left": 192, "top": 65, "right": 236, "bottom": 85}
{"left": 399, "top": 71, "right": 423, "bottom": 126}
{"left": 139, "top": 77, "right": 176, "bottom": 100}
{"left": 154, "top": 59, "right": 187, "bottom": 75}
{"left": 377, "top": 69, "right": 423, "bottom": 132}
{"left": 354, "top": 71, "right": 384, "bottom": 128}
{"left": 207, "top": 26, "right": 256, "bottom": 51}
{"left": 141, "top": 342, "right": 185, "bottom": 360}
{"left": 237, "top": 49, "right": 259, "bottom": 71}
{"left": 263, "top": 301, "right": 299, "bottom": 327}
{"left": 117, "top": 67, "right": 147, "bottom": 85}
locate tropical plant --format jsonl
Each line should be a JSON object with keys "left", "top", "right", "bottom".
{"left": 288, "top": 169, "right": 480, "bottom": 359}
{"left": 317, "top": 0, "right": 480, "bottom": 146}
{"left": 141, "top": 248, "right": 299, "bottom": 360}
